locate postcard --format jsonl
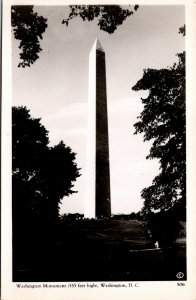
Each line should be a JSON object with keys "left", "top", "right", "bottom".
{"left": 1, "top": 0, "right": 196, "bottom": 299}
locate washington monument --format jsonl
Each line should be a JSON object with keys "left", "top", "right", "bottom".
{"left": 85, "top": 39, "right": 111, "bottom": 219}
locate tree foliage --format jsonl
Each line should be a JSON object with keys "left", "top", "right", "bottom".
{"left": 146, "top": 210, "right": 183, "bottom": 248}
{"left": 62, "top": 5, "right": 139, "bottom": 34}
{"left": 11, "top": 5, "right": 138, "bottom": 67}
{"left": 12, "top": 106, "right": 81, "bottom": 227}
{"left": 11, "top": 5, "right": 48, "bottom": 67}
{"left": 179, "top": 24, "right": 185, "bottom": 36}
{"left": 132, "top": 50, "right": 185, "bottom": 215}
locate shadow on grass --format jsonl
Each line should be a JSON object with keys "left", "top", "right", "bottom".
{"left": 13, "top": 219, "right": 186, "bottom": 282}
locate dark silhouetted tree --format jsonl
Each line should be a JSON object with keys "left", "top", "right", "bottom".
{"left": 62, "top": 5, "right": 138, "bottom": 33}
{"left": 12, "top": 106, "right": 81, "bottom": 229}
{"left": 146, "top": 210, "right": 183, "bottom": 248}
{"left": 11, "top": 5, "right": 48, "bottom": 67}
{"left": 12, "top": 5, "right": 138, "bottom": 67}
{"left": 132, "top": 33, "right": 185, "bottom": 219}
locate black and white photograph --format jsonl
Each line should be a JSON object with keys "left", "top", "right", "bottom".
{"left": 1, "top": 0, "right": 196, "bottom": 299}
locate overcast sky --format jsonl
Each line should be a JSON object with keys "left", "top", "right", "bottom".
{"left": 12, "top": 5, "right": 185, "bottom": 215}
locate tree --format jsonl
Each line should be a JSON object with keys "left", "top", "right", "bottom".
{"left": 11, "top": 5, "right": 138, "bottom": 67}
{"left": 146, "top": 210, "right": 183, "bottom": 248}
{"left": 63, "top": 5, "right": 139, "bottom": 33}
{"left": 132, "top": 45, "right": 185, "bottom": 218}
{"left": 11, "top": 6, "right": 48, "bottom": 67}
{"left": 12, "top": 106, "right": 81, "bottom": 228}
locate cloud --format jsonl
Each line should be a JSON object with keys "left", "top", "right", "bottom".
{"left": 51, "top": 127, "right": 87, "bottom": 136}
{"left": 108, "top": 95, "right": 143, "bottom": 115}
{"left": 44, "top": 101, "right": 88, "bottom": 121}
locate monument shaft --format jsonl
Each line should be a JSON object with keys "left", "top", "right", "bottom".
{"left": 85, "top": 39, "right": 111, "bottom": 218}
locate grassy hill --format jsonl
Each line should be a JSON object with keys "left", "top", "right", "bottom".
{"left": 13, "top": 219, "right": 186, "bottom": 282}
{"left": 61, "top": 219, "right": 152, "bottom": 249}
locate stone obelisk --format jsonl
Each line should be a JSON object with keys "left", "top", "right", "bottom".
{"left": 85, "top": 39, "right": 111, "bottom": 219}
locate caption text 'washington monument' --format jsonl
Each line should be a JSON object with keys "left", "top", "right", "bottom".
{"left": 85, "top": 39, "right": 111, "bottom": 219}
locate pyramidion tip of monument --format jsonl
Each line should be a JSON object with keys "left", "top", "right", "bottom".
{"left": 96, "top": 38, "right": 104, "bottom": 51}
{"left": 91, "top": 38, "right": 104, "bottom": 52}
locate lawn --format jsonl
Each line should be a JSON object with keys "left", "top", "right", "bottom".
{"left": 13, "top": 219, "right": 186, "bottom": 282}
